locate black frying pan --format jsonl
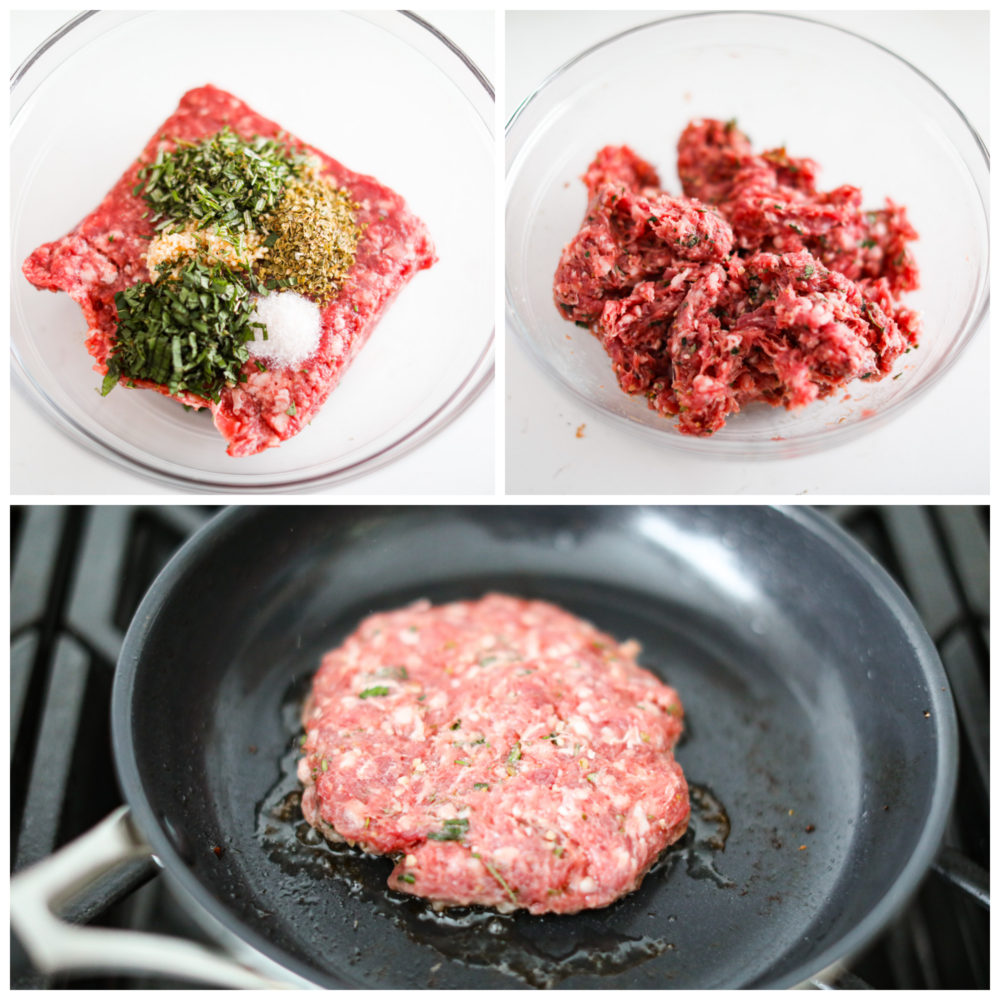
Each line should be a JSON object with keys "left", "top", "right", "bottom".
{"left": 22, "top": 506, "right": 961, "bottom": 987}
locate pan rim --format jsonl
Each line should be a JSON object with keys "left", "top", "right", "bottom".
{"left": 764, "top": 506, "right": 958, "bottom": 987}
{"left": 111, "top": 505, "right": 959, "bottom": 989}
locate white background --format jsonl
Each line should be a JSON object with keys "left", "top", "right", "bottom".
{"left": 12, "top": 10, "right": 496, "bottom": 496}
{"left": 505, "top": 11, "right": 989, "bottom": 496}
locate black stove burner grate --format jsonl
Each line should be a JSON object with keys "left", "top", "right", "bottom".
{"left": 9, "top": 505, "right": 989, "bottom": 989}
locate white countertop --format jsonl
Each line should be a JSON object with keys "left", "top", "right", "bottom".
{"left": 505, "top": 11, "right": 989, "bottom": 496}
{"left": 12, "top": 10, "right": 496, "bottom": 496}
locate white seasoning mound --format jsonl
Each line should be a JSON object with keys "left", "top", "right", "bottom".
{"left": 248, "top": 291, "right": 323, "bottom": 368}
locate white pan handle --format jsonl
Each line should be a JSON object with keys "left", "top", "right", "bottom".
{"left": 10, "top": 806, "right": 294, "bottom": 989}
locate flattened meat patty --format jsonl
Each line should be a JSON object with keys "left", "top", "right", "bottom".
{"left": 299, "top": 594, "right": 689, "bottom": 914}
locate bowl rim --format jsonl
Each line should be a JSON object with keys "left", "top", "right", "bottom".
{"left": 504, "top": 10, "right": 990, "bottom": 460}
{"left": 11, "top": 10, "right": 495, "bottom": 493}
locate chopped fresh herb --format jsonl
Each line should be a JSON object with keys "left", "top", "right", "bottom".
{"left": 860, "top": 373, "right": 872, "bottom": 380}
{"left": 286, "top": 403, "right": 297, "bottom": 416}
{"left": 585, "top": 773, "right": 597, "bottom": 784}
{"left": 584, "top": 251, "right": 590, "bottom": 258}
{"left": 427, "top": 818, "right": 469, "bottom": 842}
{"left": 474, "top": 853, "right": 517, "bottom": 904}
{"left": 553, "top": 845, "right": 564, "bottom": 858}
{"left": 788, "top": 222, "right": 805, "bottom": 236}
{"left": 893, "top": 373, "right": 902, "bottom": 380}
{"left": 473, "top": 783, "right": 490, "bottom": 791}
{"left": 803, "top": 264, "right": 814, "bottom": 279}
{"left": 102, "top": 257, "right": 265, "bottom": 403}
{"left": 299, "top": 733, "right": 308, "bottom": 746}
{"left": 507, "top": 742, "right": 522, "bottom": 765}
{"left": 450, "top": 720, "right": 462, "bottom": 731}
{"left": 398, "top": 873, "right": 416, "bottom": 884}
{"left": 541, "top": 732, "right": 558, "bottom": 740}
{"left": 321, "top": 758, "right": 329, "bottom": 772}
{"left": 730, "top": 347, "right": 739, "bottom": 356}
{"left": 859, "top": 238, "right": 877, "bottom": 249}
{"left": 455, "top": 758, "right": 471, "bottom": 766}
{"left": 137, "top": 126, "right": 304, "bottom": 241}
{"left": 665, "top": 703, "right": 680, "bottom": 717}
{"left": 254, "top": 360, "right": 267, "bottom": 372}
{"left": 574, "top": 321, "right": 589, "bottom": 329}
{"left": 359, "top": 686, "right": 390, "bottom": 699}
{"left": 647, "top": 216, "right": 657, "bottom": 225}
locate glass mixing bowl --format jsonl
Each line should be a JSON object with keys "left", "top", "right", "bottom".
{"left": 505, "top": 12, "right": 989, "bottom": 458}
{"left": 12, "top": 11, "right": 493, "bottom": 492}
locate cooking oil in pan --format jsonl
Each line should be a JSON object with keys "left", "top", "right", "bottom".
{"left": 652, "top": 783, "right": 736, "bottom": 890}
{"left": 256, "top": 729, "right": 734, "bottom": 988}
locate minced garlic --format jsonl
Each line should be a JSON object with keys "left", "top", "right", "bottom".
{"left": 144, "top": 222, "right": 267, "bottom": 281}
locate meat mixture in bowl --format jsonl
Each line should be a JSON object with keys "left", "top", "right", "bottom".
{"left": 553, "top": 120, "right": 921, "bottom": 436}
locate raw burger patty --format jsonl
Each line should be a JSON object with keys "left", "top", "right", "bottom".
{"left": 22, "top": 85, "right": 436, "bottom": 457}
{"left": 299, "top": 594, "right": 690, "bottom": 915}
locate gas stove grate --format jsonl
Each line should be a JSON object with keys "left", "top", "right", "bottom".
{"left": 9, "top": 505, "right": 989, "bottom": 989}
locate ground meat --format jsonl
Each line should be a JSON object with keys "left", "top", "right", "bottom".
{"left": 554, "top": 119, "right": 921, "bottom": 435}
{"left": 553, "top": 183, "right": 733, "bottom": 325}
{"left": 22, "top": 85, "right": 436, "bottom": 457}
{"left": 299, "top": 595, "right": 689, "bottom": 915}
{"left": 582, "top": 145, "right": 661, "bottom": 201}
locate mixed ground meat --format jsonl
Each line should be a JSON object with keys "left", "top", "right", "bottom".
{"left": 299, "top": 595, "right": 689, "bottom": 914}
{"left": 554, "top": 119, "right": 921, "bottom": 436}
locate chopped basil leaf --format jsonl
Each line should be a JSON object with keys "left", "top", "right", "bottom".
{"left": 103, "top": 257, "right": 264, "bottom": 403}
{"left": 359, "top": 686, "right": 390, "bottom": 699}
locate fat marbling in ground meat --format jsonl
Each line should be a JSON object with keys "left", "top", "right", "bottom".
{"left": 299, "top": 594, "right": 689, "bottom": 915}
{"left": 553, "top": 119, "right": 921, "bottom": 436}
